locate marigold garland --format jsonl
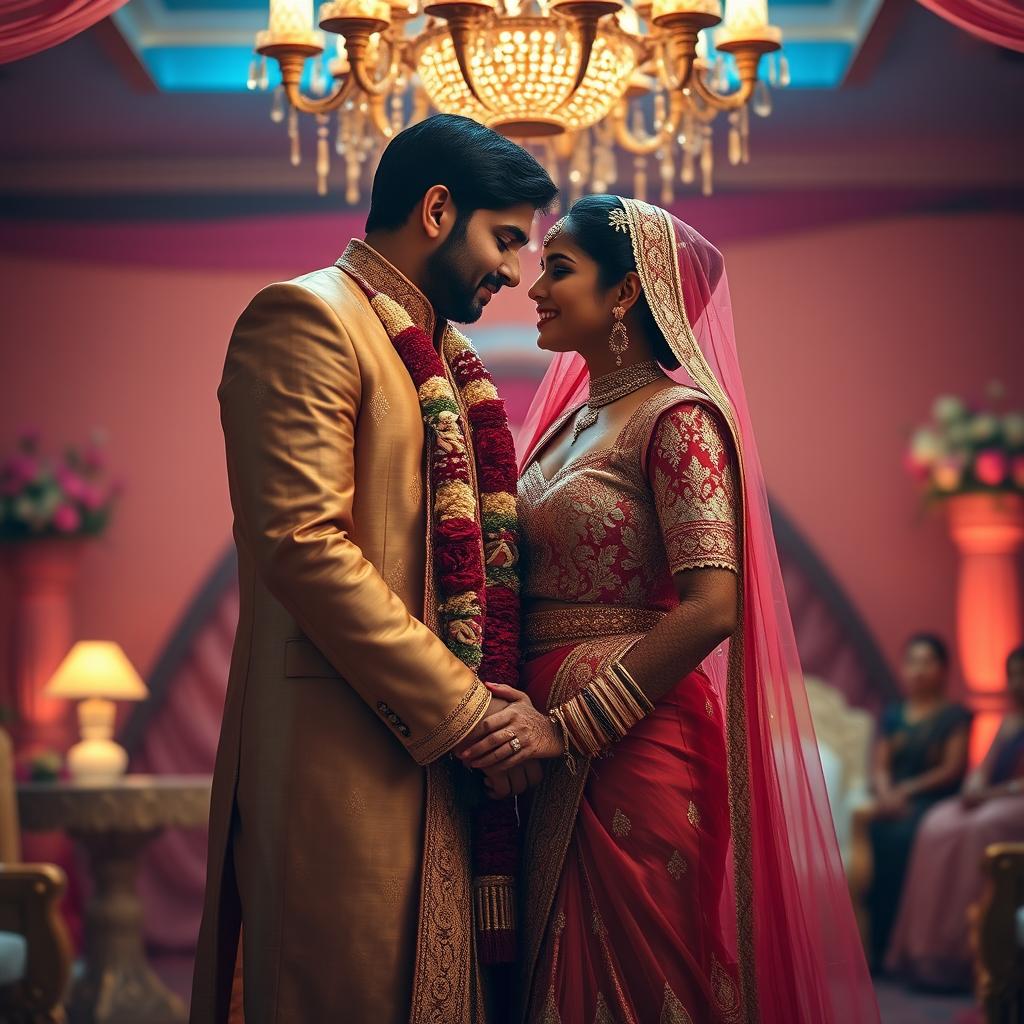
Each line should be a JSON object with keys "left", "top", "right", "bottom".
{"left": 347, "top": 273, "right": 521, "bottom": 963}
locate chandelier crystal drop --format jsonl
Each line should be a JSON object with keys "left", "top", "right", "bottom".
{"left": 249, "top": 0, "right": 786, "bottom": 201}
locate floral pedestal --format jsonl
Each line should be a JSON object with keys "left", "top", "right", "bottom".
{"left": 947, "top": 492, "right": 1024, "bottom": 765}
{"left": 0, "top": 536, "right": 89, "bottom": 948}
{"left": 0, "top": 537, "right": 88, "bottom": 758}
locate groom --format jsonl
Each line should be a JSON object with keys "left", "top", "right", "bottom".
{"left": 190, "top": 114, "right": 557, "bottom": 1024}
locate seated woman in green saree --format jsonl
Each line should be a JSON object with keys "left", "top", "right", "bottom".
{"left": 866, "top": 633, "right": 972, "bottom": 969}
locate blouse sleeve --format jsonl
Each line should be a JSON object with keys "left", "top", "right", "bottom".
{"left": 646, "top": 401, "right": 740, "bottom": 575}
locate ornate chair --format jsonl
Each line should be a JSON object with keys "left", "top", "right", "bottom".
{"left": 0, "top": 726, "right": 73, "bottom": 1024}
{"left": 972, "top": 842, "right": 1024, "bottom": 1024}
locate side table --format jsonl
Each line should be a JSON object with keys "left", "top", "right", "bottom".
{"left": 17, "top": 775, "right": 211, "bottom": 1024}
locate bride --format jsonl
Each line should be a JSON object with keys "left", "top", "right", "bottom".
{"left": 458, "top": 195, "right": 879, "bottom": 1023}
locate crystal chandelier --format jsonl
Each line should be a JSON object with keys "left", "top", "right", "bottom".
{"left": 249, "top": 0, "right": 786, "bottom": 201}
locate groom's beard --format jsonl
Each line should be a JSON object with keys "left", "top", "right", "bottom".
{"left": 424, "top": 220, "right": 504, "bottom": 324}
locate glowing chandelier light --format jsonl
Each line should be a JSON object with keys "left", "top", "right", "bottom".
{"left": 249, "top": 0, "right": 787, "bottom": 201}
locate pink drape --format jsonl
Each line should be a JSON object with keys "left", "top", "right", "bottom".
{"left": 916, "top": 0, "right": 1024, "bottom": 52}
{"left": 0, "top": 1, "right": 129, "bottom": 65}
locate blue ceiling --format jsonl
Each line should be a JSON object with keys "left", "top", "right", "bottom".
{"left": 113, "top": 0, "right": 880, "bottom": 93}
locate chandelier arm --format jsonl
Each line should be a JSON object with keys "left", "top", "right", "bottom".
{"left": 688, "top": 46, "right": 768, "bottom": 111}
{"left": 570, "top": 17, "right": 599, "bottom": 93}
{"left": 689, "top": 66, "right": 753, "bottom": 110}
{"left": 655, "top": 36, "right": 693, "bottom": 93}
{"left": 274, "top": 50, "right": 360, "bottom": 115}
{"left": 684, "top": 88, "right": 718, "bottom": 124}
{"left": 447, "top": 14, "right": 490, "bottom": 107}
{"left": 349, "top": 33, "right": 403, "bottom": 96}
{"left": 611, "top": 90, "right": 683, "bottom": 156}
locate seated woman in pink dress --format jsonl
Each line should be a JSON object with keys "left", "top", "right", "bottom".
{"left": 886, "top": 645, "right": 1024, "bottom": 989}
{"left": 458, "top": 196, "right": 878, "bottom": 1023}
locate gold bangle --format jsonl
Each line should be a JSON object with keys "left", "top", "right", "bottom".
{"left": 549, "top": 706, "right": 578, "bottom": 776}
{"left": 562, "top": 694, "right": 605, "bottom": 757}
{"left": 609, "top": 658, "right": 654, "bottom": 714}
{"left": 605, "top": 667, "right": 649, "bottom": 721}
{"left": 580, "top": 687, "right": 618, "bottom": 748}
{"left": 590, "top": 669, "right": 648, "bottom": 741}
{"left": 601, "top": 669, "right": 645, "bottom": 726}
{"left": 588, "top": 674, "right": 630, "bottom": 737}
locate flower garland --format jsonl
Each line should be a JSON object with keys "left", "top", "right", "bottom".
{"left": 349, "top": 274, "right": 521, "bottom": 963}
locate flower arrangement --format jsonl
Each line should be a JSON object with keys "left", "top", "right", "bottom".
{"left": 0, "top": 429, "right": 121, "bottom": 541}
{"left": 906, "top": 384, "right": 1024, "bottom": 498}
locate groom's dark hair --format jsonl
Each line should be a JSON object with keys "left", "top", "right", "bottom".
{"left": 365, "top": 114, "right": 558, "bottom": 233}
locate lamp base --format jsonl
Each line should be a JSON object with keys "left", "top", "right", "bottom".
{"left": 67, "top": 698, "right": 129, "bottom": 782}
{"left": 67, "top": 738, "right": 129, "bottom": 782}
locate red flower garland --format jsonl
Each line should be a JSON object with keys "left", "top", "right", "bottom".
{"left": 347, "top": 274, "right": 522, "bottom": 964}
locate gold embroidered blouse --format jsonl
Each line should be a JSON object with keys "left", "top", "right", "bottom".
{"left": 519, "top": 387, "right": 739, "bottom": 611}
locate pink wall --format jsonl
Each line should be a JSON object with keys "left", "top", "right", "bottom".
{"left": 0, "top": 208, "right": 1021, "bottom": 711}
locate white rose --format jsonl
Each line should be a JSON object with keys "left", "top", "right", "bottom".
{"left": 1003, "top": 413, "right": 1024, "bottom": 448}
{"left": 968, "top": 413, "right": 999, "bottom": 442}
{"left": 933, "top": 395, "right": 966, "bottom": 424}
{"left": 910, "top": 429, "right": 942, "bottom": 465}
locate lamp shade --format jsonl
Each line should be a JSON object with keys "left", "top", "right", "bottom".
{"left": 44, "top": 642, "right": 149, "bottom": 702}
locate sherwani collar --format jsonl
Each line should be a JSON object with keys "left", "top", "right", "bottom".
{"left": 336, "top": 239, "right": 438, "bottom": 338}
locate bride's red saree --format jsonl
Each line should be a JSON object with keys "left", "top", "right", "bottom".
{"left": 515, "top": 199, "right": 878, "bottom": 1024}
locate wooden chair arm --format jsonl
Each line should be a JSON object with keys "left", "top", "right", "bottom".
{"left": 971, "top": 842, "right": 1024, "bottom": 1024}
{"left": 0, "top": 863, "right": 73, "bottom": 1020}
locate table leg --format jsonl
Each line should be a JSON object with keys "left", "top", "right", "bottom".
{"left": 68, "top": 829, "right": 187, "bottom": 1024}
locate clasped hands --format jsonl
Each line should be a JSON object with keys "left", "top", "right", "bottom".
{"left": 454, "top": 682, "right": 563, "bottom": 799}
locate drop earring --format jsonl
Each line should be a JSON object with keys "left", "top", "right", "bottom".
{"left": 609, "top": 306, "right": 629, "bottom": 367}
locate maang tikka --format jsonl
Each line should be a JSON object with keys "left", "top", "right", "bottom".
{"left": 609, "top": 306, "right": 629, "bottom": 366}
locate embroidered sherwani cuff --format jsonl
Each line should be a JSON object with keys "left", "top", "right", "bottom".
{"left": 407, "top": 677, "right": 491, "bottom": 765}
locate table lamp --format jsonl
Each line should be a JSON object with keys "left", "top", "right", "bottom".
{"left": 45, "top": 641, "right": 149, "bottom": 781}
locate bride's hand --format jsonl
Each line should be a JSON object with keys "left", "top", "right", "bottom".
{"left": 458, "top": 682, "right": 563, "bottom": 769}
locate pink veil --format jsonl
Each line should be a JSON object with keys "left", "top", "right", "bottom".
{"left": 518, "top": 200, "right": 879, "bottom": 1023}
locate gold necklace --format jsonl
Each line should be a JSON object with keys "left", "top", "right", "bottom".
{"left": 572, "top": 360, "right": 665, "bottom": 443}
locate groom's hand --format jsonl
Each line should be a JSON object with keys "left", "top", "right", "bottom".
{"left": 482, "top": 760, "right": 544, "bottom": 799}
{"left": 454, "top": 689, "right": 508, "bottom": 759}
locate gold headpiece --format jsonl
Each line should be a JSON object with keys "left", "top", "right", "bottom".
{"left": 609, "top": 207, "right": 630, "bottom": 234}
{"left": 543, "top": 217, "right": 566, "bottom": 248}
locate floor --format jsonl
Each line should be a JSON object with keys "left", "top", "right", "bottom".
{"left": 154, "top": 954, "right": 982, "bottom": 1023}
{"left": 874, "top": 978, "right": 978, "bottom": 1024}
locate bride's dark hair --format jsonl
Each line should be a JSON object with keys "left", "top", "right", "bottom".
{"left": 562, "top": 194, "right": 680, "bottom": 371}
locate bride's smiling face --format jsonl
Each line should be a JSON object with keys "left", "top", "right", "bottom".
{"left": 527, "top": 230, "right": 620, "bottom": 357}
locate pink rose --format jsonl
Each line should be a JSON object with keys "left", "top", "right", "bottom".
{"left": 56, "top": 467, "right": 87, "bottom": 501}
{"left": 974, "top": 449, "right": 1008, "bottom": 487}
{"left": 52, "top": 504, "right": 81, "bottom": 534}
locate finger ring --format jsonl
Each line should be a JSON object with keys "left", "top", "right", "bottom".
{"left": 509, "top": 736, "right": 522, "bottom": 753}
